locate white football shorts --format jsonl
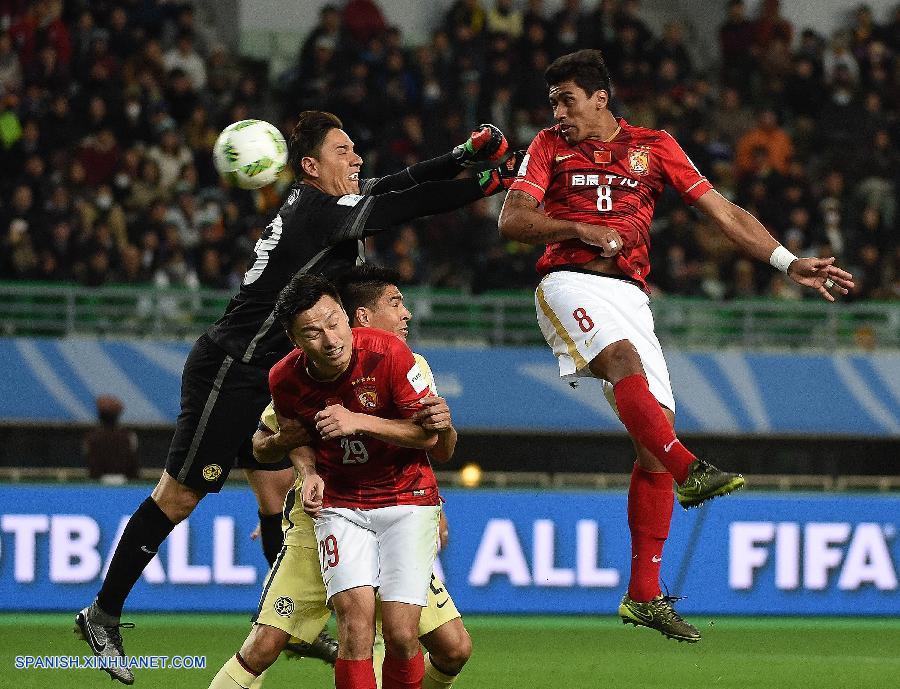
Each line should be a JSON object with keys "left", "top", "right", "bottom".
{"left": 534, "top": 270, "right": 676, "bottom": 411}
{"left": 314, "top": 504, "right": 441, "bottom": 606}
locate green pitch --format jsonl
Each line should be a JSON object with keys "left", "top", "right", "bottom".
{"left": 4, "top": 614, "right": 899, "bottom": 689}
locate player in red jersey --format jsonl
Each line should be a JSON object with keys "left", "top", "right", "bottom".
{"left": 499, "top": 49, "right": 855, "bottom": 643}
{"left": 269, "top": 272, "right": 444, "bottom": 689}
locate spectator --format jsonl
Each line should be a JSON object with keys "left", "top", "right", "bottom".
{"left": 487, "top": 0, "right": 524, "bottom": 39}
{"left": 342, "top": 0, "right": 387, "bottom": 47}
{"left": 735, "top": 108, "right": 793, "bottom": 177}
{"left": 83, "top": 395, "right": 139, "bottom": 483}
{"left": 719, "top": 0, "right": 755, "bottom": 93}
{"left": 163, "top": 30, "right": 206, "bottom": 90}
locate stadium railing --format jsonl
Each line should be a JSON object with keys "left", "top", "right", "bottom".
{"left": 0, "top": 467, "right": 897, "bottom": 492}
{"left": 1, "top": 282, "right": 898, "bottom": 349}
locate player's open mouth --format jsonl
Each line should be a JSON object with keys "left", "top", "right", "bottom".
{"left": 349, "top": 172, "right": 359, "bottom": 180}
{"left": 325, "top": 346, "right": 343, "bottom": 359}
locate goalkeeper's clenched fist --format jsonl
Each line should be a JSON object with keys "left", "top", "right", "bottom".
{"left": 478, "top": 149, "right": 526, "bottom": 196}
{"left": 452, "top": 123, "right": 509, "bottom": 167}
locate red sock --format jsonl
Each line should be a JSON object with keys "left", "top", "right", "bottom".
{"left": 335, "top": 658, "right": 376, "bottom": 689}
{"left": 383, "top": 650, "right": 425, "bottom": 689}
{"left": 613, "top": 374, "right": 696, "bottom": 484}
{"left": 627, "top": 463, "right": 675, "bottom": 602}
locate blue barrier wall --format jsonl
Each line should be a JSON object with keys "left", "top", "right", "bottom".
{"left": 1, "top": 485, "right": 897, "bottom": 615}
{"left": 1, "top": 337, "right": 899, "bottom": 435}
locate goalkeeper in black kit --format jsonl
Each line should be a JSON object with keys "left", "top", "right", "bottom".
{"left": 74, "top": 109, "right": 523, "bottom": 685}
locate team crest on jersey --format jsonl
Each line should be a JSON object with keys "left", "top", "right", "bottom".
{"left": 357, "top": 387, "right": 379, "bottom": 410}
{"left": 628, "top": 147, "right": 650, "bottom": 176}
{"left": 202, "top": 464, "right": 222, "bottom": 482}
{"left": 273, "top": 596, "right": 294, "bottom": 617}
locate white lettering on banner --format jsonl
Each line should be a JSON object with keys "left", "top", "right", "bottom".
{"left": 730, "top": 522, "right": 774, "bottom": 590}
{"left": 804, "top": 523, "right": 851, "bottom": 590}
{"left": 838, "top": 523, "right": 897, "bottom": 590}
{"left": 730, "top": 521, "right": 898, "bottom": 591}
{"left": 576, "top": 520, "right": 620, "bottom": 587}
{"left": 468, "top": 519, "right": 621, "bottom": 588}
{"left": 1, "top": 513, "right": 260, "bottom": 587}
{"left": 1, "top": 514, "right": 49, "bottom": 582}
{"left": 776, "top": 522, "right": 800, "bottom": 589}
{"left": 213, "top": 517, "right": 256, "bottom": 584}
{"left": 167, "top": 521, "right": 211, "bottom": 584}
{"left": 50, "top": 516, "right": 101, "bottom": 583}
{"left": 533, "top": 520, "right": 574, "bottom": 586}
{"left": 468, "top": 519, "right": 531, "bottom": 586}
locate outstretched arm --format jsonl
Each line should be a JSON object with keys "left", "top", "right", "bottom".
{"left": 361, "top": 153, "right": 522, "bottom": 232}
{"left": 366, "top": 124, "right": 508, "bottom": 194}
{"left": 694, "top": 189, "right": 854, "bottom": 301}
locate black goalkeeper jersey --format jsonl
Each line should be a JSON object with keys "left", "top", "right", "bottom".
{"left": 206, "top": 179, "right": 382, "bottom": 368}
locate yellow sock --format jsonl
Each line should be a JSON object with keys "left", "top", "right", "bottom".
{"left": 373, "top": 632, "right": 386, "bottom": 689}
{"left": 248, "top": 668, "right": 267, "bottom": 689}
{"left": 423, "top": 653, "right": 458, "bottom": 689}
{"left": 208, "top": 655, "right": 258, "bottom": 689}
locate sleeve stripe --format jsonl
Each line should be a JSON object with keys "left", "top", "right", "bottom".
{"left": 685, "top": 179, "right": 708, "bottom": 194}
{"left": 518, "top": 179, "right": 546, "bottom": 192}
{"left": 343, "top": 195, "right": 376, "bottom": 239}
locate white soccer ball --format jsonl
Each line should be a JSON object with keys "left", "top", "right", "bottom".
{"left": 213, "top": 119, "right": 288, "bottom": 189}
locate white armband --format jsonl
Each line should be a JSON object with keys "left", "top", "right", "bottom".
{"left": 769, "top": 245, "right": 798, "bottom": 273}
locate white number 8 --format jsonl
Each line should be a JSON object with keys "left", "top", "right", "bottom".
{"left": 596, "top": 185, "right": 612, "bottom": 212}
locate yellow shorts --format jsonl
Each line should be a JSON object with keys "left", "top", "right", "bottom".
{"left": 253, "top": 543, "right": 330, "bottom": 644}
{"left": 418, "top": 572, "right": 461, "bottom": 635}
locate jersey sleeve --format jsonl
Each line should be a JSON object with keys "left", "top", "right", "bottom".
{"left": 268, "top": 358, "right": 299, "bottom": 421}
{"left": 291, "top": 186, "right": 377, "bottom": 245}
{"left": 259, "top": 401, "right": 279, "bottom": 433}
{"left": 413, "top": 353, "right": 437, "bottom": 396}
{"left": 658, "top": 132, "right": 713, "bottom": 205}
{"left": 509, "top": 129, "right": 556, "bottom": 204}
{"left": 387, "top": 338, "right": 433, "bottom": 419}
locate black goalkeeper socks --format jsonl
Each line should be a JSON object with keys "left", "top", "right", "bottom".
{"left": 97, "top": 496, "right": 176, "bottom": 617}
{"left": 258, "top": 510, "right": 284, "bottom": 566}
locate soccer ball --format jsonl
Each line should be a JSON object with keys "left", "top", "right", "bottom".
{"left": 213, "top": 119, "right": 288, "bottom": 189}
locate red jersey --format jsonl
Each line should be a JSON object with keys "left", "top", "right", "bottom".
{"left": 509, "top": 118, "right": 713, "bottom": 288}
{"left": 268, "top": 327, "right": 439, "bottom": 510}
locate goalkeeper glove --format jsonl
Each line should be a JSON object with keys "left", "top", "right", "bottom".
{"left": 477, "top": 150, "right": 526, "bottom": 196}
{"left": 452, "top": 124, "right": 509, "bottom": 167}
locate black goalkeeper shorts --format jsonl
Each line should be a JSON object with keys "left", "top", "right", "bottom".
{"left": 165, "top": 334, "right": 291, "bottom": 493}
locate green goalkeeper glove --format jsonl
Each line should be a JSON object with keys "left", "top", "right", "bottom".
{"left": 477, "top": 150, "right": 526, "bottom": 196}
{"left": 452, "top": 124, "right": 509, "bottom": 167}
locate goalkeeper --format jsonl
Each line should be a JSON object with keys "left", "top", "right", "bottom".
{"left": 75, "top": 110, "right": 521, "bottom": 686}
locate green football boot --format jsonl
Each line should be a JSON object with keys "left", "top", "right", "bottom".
{"left": 677, "top": 460, "right": 745, "bottom": 509}
{"left": 618, "top": 593, "right": 701, "bottom": 643}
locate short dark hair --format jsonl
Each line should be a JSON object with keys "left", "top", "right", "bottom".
{"left": 274, "top": 272, "right": 343, "bottom": 331}
{"left": 338, "top": 264, "right": 402, "bottom": 323}
{"left": 545, "top": 49, "right": 612, "bottom": 98}
{"left": 288, "top": 111, "right": 343, "bottom": 178}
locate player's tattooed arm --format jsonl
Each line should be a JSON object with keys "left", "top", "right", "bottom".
{"left": 291, "top": 446, "right": 324, "bottom": 517}
{"left": 498, "top": 190, "right": 617, "bottom": 245}
{"left": 695, "top": 189, "right": 853, "bottom": 300}
{"left": 252, "top": 413, "right": 312, "bottom": 463}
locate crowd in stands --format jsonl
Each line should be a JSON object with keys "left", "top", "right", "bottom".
{"left": 0, "top": 0, "right": 897, "bottom": 300}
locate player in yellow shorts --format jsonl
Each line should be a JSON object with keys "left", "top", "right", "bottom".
{"left": 208, "top": 266, "right": 470, "bottom": 689}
